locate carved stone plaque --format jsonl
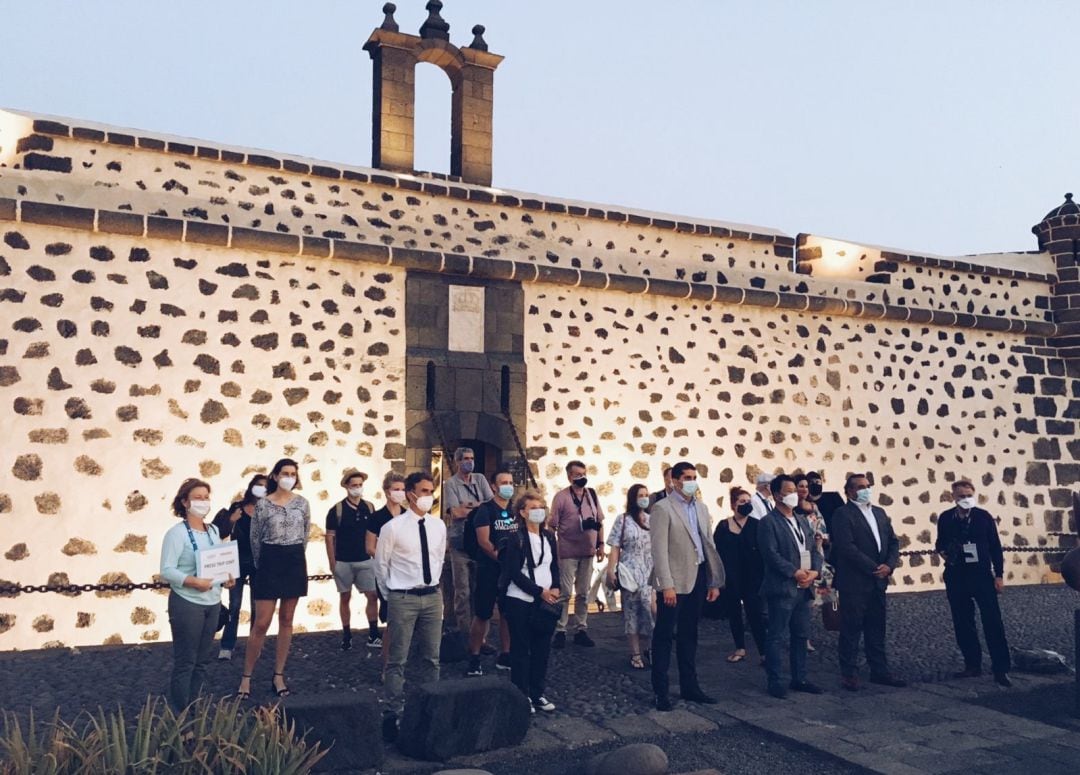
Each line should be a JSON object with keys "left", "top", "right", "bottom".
{"left": 448, "top": 284, "right": 485, "bottom": 353}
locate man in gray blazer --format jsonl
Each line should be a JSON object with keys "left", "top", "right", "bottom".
{"left": 650, "top": 461, "right": 726, "bottom": 710}
{"left": 759, "top": 474, "right": 824, "bottom": 698}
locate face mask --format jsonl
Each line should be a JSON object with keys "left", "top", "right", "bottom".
{"left": 414, "top": 494, "right": 434, "bottom": 513}
{"left": 388, "top": 490, "right": 407, "bottom": 505}
{"left": 781, "top": 493, "right": 800, "bottom": 509}
{"left": 278, "top": 476, "right": 297, "bottom": 492}
{"left": 636, "top": 496, "right": 651, "bottom": 510}
{"left": 348, "top": 486, "right": 363, "bottom": 499}
{"left": 498, "top": 484, "right": 515, "bottom": 500}
{"left": 736, "top": 502, "right": 754, "bottom": 517}
{"left": 527, "top": 508, "right": 546, "bottom": 524}
{"left": 252, "top": 485, "right": 268, "bottom": 498}
{"left": 188, "top": 499, "right": 211, "bottom": 517}
{"left": 808, "top": 482, "right": 823, "bottom": 497}
{"left": 854, "top": 488, "right": 872, "bottom": 505}
{"left": 956, "top": 496, "right": 976, "bottom": 510}
{"left": 681, "top": 481, "right": 698, "bottom": 497}
{"left": 460, "top": 460, "right": 475, "bottom": 474}
{"left": 572, "top": 476, "right": 588, "bottom": 489}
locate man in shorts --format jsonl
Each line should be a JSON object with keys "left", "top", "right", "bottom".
{"left": 326, "top": 469, "right": 379, "bottom": 651}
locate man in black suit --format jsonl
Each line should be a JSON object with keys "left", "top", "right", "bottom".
{"left": 935, "top": 480, "right": 1011, "bottom": 686}
{"left": 805, "top": 471, "right": 845, "bottom": 534}
{"left": 649, "top": 466, "right": 673, "bottom": 507}
{"left": 830, "top": 473, "right": 906, "bottom": 691}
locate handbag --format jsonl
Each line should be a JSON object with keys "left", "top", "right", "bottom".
{"left": 522, "top": 529, "right": 562, "bottom": 621}
{"left": 820, "top": 588, "right": 840, "bottom": 632}
{"left": 611, "top": 514, "right": 639, "bottom": 593}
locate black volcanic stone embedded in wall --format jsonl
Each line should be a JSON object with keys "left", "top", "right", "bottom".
{"left": 90, "top": 246, "right": 114, "bottom": 262}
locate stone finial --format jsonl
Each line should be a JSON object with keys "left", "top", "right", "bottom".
{"left": 420, "top": 0, "right": 450, "bottom": 40}
{"left": 380, "top": 3, "right": 399, "bottom": 32}
{"left": 468, "top": 24, "right": 489, "bottom": 51}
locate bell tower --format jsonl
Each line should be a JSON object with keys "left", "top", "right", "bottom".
{"left": 363, "top": 2, "right": 504, "bottom": 185}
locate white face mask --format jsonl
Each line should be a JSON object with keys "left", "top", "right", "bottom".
{"left": 781, "top": 493, "right": 800, "bottom": 509}
{"left": 388, "top": 490, "right": 407, "bottom": 505}
{"left": 854, "top": 487, "right": 872, "bottom": 505}
{"left": 188, "top": 499, "right": 212, "bottom": 517}
{"left": 348, "top": 486, "right": 364, "bottom": 499}
{"left": 681, "top": 481, "right": 699, "bottom": 497}
{"left": 527, "top": 508, "right": 546, "bottom": 524}
{"left": 251, "top": 485, "right": 267, "bottom": 498}
{"left": 277, "top": 476, "right": 297, "bottom": 492}
{"left": 414, "top": 494, "right": 434, "bottom": 513}
{"left": 956, "top": 496, "right": 976, "bottom": 510}
{"left": 636, "top": 496, "right": 651, "bottom": 510}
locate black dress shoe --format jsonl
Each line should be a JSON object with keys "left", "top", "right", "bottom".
{"left": 789, "top": 681, "right": 824, "bottom": 695}
{"left": 840, "top": 676, "right": 859, "bottom": 691}
{"left": 680, "top": 690, "right": 717, "bottom": 704}
{"left": 953, "top": 667, "right": 982, "bottom": 679}
{"left": 768, "top": 684, "right": 788, "bottom": 699}
{"left": 869, "top": 674, "right": 907, "bottom": 688}
{"left": 551, "top": 631, "right": 566, "bottom": 650}
{"left": 994, "top": 672, "right": 1012, "bottom": 687}
{"left": 654, "top": 695, "right": 672, "bottom": 711}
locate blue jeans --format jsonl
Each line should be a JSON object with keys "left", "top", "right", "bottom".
{"left": 219, "top": 572, "right": 255, "bottom": 651}
{"left": 765, "top": 592, "right": 811, "bottom": 690}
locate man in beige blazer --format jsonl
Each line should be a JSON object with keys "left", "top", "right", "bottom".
{"left": 650, "top": 461, "right": 726, "bottom": 710}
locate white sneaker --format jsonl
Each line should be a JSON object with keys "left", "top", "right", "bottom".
{"left": 218, "top": 649, "right": 232, "bottom": 661}
{"left": 532, "top": 696, "right": 555, "bottom": 713}
{"left": 530, "top": 704, "right": 536, "bottom": 715}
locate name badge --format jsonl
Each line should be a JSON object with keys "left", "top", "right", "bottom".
{"left": 962, "top": 543, "right": 978, "bottom": 564}
{"left": 799, "top": 549, "right": 812, "bottom": 571}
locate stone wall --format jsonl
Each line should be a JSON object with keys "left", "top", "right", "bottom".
{"left": 1, "top": 108, "right": 1076, "bottom": 651}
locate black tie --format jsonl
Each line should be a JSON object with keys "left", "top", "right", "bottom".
{"left": 418, "top": 518, "right": 432, "bottom": 585}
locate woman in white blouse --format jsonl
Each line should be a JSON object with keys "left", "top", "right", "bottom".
{"left": 238, "top": 458, "right": 310, "bottom": 700}
{"left": 498, "top": 490, "right": 561, "bottom": 714}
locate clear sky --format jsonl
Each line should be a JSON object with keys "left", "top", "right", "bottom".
{"left": 2, "top": 1, "right": 1077, "bottom": 256}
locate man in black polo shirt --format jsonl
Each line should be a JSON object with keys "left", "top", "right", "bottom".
{"left": 935, "top": 479, "right": 1012, "bottom": 686}
{"left": 805, "top": 471, "right": 845, "bottom": 534}
{"left": 466, "top": 468, "right": 518, "bottom": 677}
{"left": 326, "top": 469, "right": 379, "bottom": 651}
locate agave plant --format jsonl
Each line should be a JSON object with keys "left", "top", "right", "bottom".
{"left": 0, "top": 696, "right": 326, "bottom": 774}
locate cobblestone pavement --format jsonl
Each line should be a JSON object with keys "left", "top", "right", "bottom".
{"left": 1, "top": 584, "right": 1078, "bottom": 774}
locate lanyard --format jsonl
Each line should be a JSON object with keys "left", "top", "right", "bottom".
{"left": 185, "top": 523, "right": 213, "bottom": 553}
{"left": 756, "top": 493, "right": 771, "bottom": 509}
{"left": 783, "top": 516, "right": 806, "bottom": 549}
{"left": 524, "top": 531, "right": 546, "bottom": 580}
{"left": 463, "top": 478, "right": 480, "bottom": 502}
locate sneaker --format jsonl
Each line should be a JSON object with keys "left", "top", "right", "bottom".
{"left": 217, "top": 648, "right": 232, "bottom": 661}
{"left": 573, "top": 631, "right": 595, "bottom": 648}
{"left": 341, "top": 634, "right": 353, "bottom": 652}
{"left": 367, "top": 635, "right": 382, "bottom": 649}
{"left": 466, "top": 656, "right": 484, "bottom": 677}
{"left": 495, "top": 653, "right": 512, "bottom": 671}
{"left": 552, "top": 632, "right": 566, "bottom": 650}
{"left": 994, "top": 672, "right": 1012, "bottom": 687}
{"left": 532, "top": 696, "right": 556, "bottom": 712}
{"left": 530, "top": 704, "right": 536, "bottom": 715}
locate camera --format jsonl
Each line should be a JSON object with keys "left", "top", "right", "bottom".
{"left": 581, "top": 518, "right": 601, "bottom": 532}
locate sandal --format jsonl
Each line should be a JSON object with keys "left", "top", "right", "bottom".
{"left": 726, "top": 650, "right": 747, "bottom": 663}
{"left": 237, "top": 674, "right": 252, "bottom": 701}
{"left": 271, "top": 672, "right": 290, "bottom": 698}
{"left": 629, "top": 653, "right": 646, "bottom": 670}
{"left": 806, "top": 640, "right": 816, "bottom": 653}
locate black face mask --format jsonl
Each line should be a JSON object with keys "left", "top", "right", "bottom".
{"left": 572, "top": 477, "right": 588, "bottom": 489}
{"left": 808, "top": 482, "right": 823, "bottom": 497}
{"left": 736, "top": 502, "right": 754, "bottom": 517}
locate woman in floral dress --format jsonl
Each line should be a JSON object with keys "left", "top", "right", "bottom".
{"left": 606, "top": 484, "right": 655, "bottom": 669}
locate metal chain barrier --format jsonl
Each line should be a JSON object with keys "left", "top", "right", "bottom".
{"left": 0, "top": 573, "right": 336, "bottom": 598}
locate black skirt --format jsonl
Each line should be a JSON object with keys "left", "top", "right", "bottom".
{"left": 253, "top": 543, "right": 308, "bottom": 600}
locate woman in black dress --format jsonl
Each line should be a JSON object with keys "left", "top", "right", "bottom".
{"left": 238, "top": 458, "right": 310, "bottom": 699}
{"left": 713, "top": 487, "right": 766, "bottom": 664}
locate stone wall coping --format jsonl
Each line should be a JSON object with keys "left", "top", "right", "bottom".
{"left": 1, "top": 108, "right": 792, "bottom": 247}
{"left": 0, "top": 194, "right": 1058, "bottom": 338}
{"left": 796, "top": 232, "right": 1055, "bottom": 284}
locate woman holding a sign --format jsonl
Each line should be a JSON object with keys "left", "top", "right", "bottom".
{"left": 239, "top": 458, "right": 311, "bottom": 700}
{"left": 160, "top": 477, "right": 235, "bottom": 710}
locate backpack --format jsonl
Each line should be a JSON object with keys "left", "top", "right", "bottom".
{"left": 463, "top": 505, "right": 483, "bottom": 561}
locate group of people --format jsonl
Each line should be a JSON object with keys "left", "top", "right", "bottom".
{"left": 158, "top": 453, "right": 1014, "bottom": 734}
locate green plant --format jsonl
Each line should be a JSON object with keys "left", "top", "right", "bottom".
{"left": 0, "top": 696, "right": 326, "bottom": 774}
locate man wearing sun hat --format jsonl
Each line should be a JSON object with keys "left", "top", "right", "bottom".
{"left": 326, "top": 468, "right": 380, "bottom": 651}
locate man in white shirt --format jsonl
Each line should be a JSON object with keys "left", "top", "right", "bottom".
{"left": 749, "top": 472, "right": 775, "bottom": 520}
{"left": 829, "top": 473, "right": 905, "bottom": 691}
{"left": 374, "top": 471, "right": 447, "bottom": 741}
